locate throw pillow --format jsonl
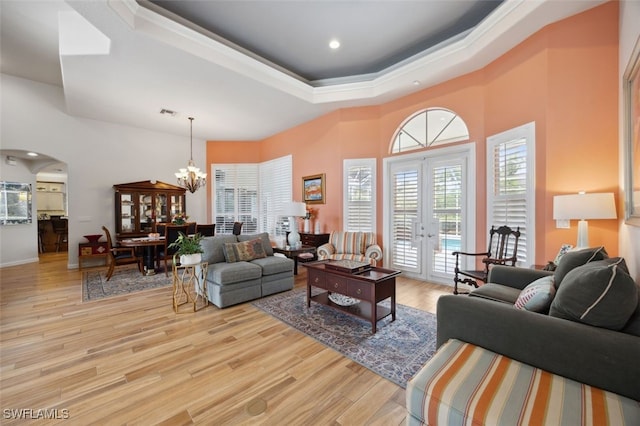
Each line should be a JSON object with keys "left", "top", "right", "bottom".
{"left": 514, "top": 275, "right": 556, "bottom": 313}
{"left": 223, "top": 238, "right": 267, "bottom": 263}
{"left": 553, "top": 246, "right": 608, "bottom": 287}
{"left": 549, "top": 258, "right": 638, "bottom": 330}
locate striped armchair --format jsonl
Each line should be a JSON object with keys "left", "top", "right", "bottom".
{"left": 317, "top": 231, "right": 382, "bottom": 265}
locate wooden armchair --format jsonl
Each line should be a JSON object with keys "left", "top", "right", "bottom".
{"left": 452, "top": 225, "right": 521, "bottom": 294}
{"left": 102, "top": 226, "right": 143, "bottom": 281}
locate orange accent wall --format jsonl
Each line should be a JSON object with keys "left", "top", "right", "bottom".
{"left": 206, "top": 1, "right": 620, "bottom": 263}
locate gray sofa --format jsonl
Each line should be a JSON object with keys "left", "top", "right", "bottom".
{"left": 437, "top": 248, "right": 640, "bottom": 401}
{"left": 200, "top": 233, "right": 294, "bottom": 308}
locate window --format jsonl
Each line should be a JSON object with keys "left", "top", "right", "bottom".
{"left": 343, "top": 159, "right": 376, "bottom": 232}
{"left": 212, "top": 155, "right": 292, "bottom": 236}
{"left": 391, "top": 108, "right": 469, "bottom": 153}
{"left": 486, "top": 122, "right": 535, "bottom": 265}
{"left": 259, "top": 156, "right": 293, "bottom": 236}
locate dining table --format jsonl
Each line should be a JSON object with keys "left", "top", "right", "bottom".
{"left": 119, "top": 236, "right": 166, "bottom": 275}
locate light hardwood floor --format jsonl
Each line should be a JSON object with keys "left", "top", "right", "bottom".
{"left": 1, "top": 253, "right": 451, "bottom": 425}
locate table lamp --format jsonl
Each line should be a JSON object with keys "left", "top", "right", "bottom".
{"left": 280, "top": 201, "right": 307, "bottom": 248}
{"left": 553, "top": 192, "right": 617, "bottom": 249}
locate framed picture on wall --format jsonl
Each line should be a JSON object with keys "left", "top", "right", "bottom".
{"left": 302, "top": 173, "right": 325, "bottom": 204}
{"left": 624, "top": 36, "right": 640, "bottom": 226}
{"left": 0, "top": 182, "right": 32, "bottom": 225}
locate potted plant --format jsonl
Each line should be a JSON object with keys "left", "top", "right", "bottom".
{"left": 168, "top": 232, "right": 204, "bottom": 265}
{"left": 172, "top": 213, "right": 189, "bottom": 225}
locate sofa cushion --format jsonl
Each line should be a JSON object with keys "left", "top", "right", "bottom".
{"left": 469, "top": 283, "right": 520, "bottom": 304}
{"left": 237, "top": 232, "right": 274, "bottom": 256}
{"left": 514, "top": 275, "right": 556, "bottom": 313}
{"left": 621, "top": 292, "right": 640, "bottom": 336}
{"left": 223, "top": 238, "right": 267, "bottom": 263}
{"left": 549, "top": 258, "right": 638, "bottom": 330}
{"left": 250, "top": 255, "right": 293, "bottom": 276}
{"left": 330, "top": 231, "right": 367, "bottom": 255}
{"left": 207, "top": 261, "right": 262, "bottom": 285}
{"left": 201, "top": 235, "right": 238, "bottom": 264}
{"left": 553, "top": 246, "right": 608, "bottom": 287}
{"left": 406, "top": 339, "right": 640, "bottom": 426}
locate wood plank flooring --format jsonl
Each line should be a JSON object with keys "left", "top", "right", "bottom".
{"left": 0, "top": 253, "right": 451, "bottom": 425}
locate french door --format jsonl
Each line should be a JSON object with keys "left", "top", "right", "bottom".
{"left": 384, "top": 145, "right": 475, "bottom": 285}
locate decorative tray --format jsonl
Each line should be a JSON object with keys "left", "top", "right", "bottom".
{"left": 325, "top": 260, "right": 371, "bottom": 274}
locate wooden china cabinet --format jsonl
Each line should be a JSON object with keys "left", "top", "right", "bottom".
{"left": 113, "top": 180, "right": 186, "bottom": 239}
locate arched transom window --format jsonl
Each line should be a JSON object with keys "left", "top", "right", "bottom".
{"left": 391, "top": 108, "right": 469, "bottom": 153}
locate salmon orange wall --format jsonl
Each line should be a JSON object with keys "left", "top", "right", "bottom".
{"left": 206, "top": 1, "right": 620, "bottom": 263}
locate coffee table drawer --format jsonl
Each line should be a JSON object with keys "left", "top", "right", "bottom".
{"left": 326, "top": 273, "right": 348, "bottom": 294}
{"left": 347, "top": 281, "right": 372, "bottom": 300}
{"left": 308, "top": 268, "right": 326, "bottom": 289}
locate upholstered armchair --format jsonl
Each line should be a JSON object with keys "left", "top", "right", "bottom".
{"left": 317, "top": 231, "right": 382, "bottom": 265}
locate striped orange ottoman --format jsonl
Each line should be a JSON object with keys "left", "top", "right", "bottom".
{"left": 406, "top": 339, "right": 640, "bottom": 425}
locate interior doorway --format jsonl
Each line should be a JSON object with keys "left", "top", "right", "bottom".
{"left": 35, "top": 160, "right": 68, "bottom": 257}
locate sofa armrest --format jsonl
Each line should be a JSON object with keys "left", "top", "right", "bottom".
{"left": 317, "top": 243, "right": 335, "bottom": 259}
{"left": 487, "top": 265, "right": 553, "bottom": 290}
{"left": 364, "top": 244, "right": 382, "bottom": 264}
{"left": 436, "top": 295, "right": 640, "bottom": 400}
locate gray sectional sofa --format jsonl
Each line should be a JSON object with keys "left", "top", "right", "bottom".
{"left": 406, "top": 247, "right": 640, "bottom": 424}
{"left": 200, "top": 233, "right": 294, "bottom": 308}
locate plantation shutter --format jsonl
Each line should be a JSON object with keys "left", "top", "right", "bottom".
{"left": 343, "top": 159, "right": 376, "bottom": 232}
{"left": 431, "top": 163, "right": 462, "bottom": 274}
{"left": 259, "top": 155, "right": 292, "bottom": 236}
{"left": 487, "top": 122, "right": 535, "bottom": 265}
{"left": 391, "top": 167, "right": 419, "bottom": 270}
{"left": 212, "top": 164, "right": 258, "bottom": 234}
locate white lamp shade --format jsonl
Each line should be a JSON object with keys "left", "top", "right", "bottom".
{"left": 553, "top": 193, "right": 617, "bottom": 220}
{"left": 280, "top": 201, "right": 307, "bottom": 217}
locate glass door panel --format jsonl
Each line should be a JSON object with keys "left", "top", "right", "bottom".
{"left": 155, "top": 194, "right": 167, "bottom": 223}
{"left": 119, "top": 193, "right": 134, "bottom": 233}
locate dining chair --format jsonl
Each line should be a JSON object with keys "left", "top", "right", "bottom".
{"left": 102, "top": 226, "right": 143, "bottom": 281}
{"left": 186, "top": 222, "right": 196, "bottom": 235}
{"left": 157, "top": 224, "right": 188, "bottom": 276}
{"left": 232, "top": 221, "right": 243, "bottom": 235}
{"left": 51, "top": 217, "right": 68, "bottom": 252}
{"left": 196, "top": 223, "right": 215, "bottom": 236}
{"left": 452, "top": 225, "right": 521, "bottom": 294}
{"left": 155, "top": 222, "right": 168, "bottom": 236}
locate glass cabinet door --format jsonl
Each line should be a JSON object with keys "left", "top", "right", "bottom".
{"left": 139, "top": 193, "right": 154, "bottom": 233}
{"left": 119, "top": 192, "right": 135, "bottom": 234}
{"left": 156, "top": 194, "right": 167, "bottom": 223}
{"left": 170, "top": 194, "right": 184, "bottom": 220}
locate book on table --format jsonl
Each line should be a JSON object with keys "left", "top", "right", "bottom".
{"left": 324, "top": 259, "right": 371, "bottom": 274}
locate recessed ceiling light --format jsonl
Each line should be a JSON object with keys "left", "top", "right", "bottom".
{"left": 329, "top": 39, "right": 340, "bottom": 50}
{"left": 413, "top": 80, "right": 421, "bottom": 86}
{"left": 27, "top": 152, "right": 38, "bottom": 157}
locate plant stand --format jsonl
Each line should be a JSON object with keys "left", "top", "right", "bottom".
{"left": 172, "top": 261, "right": 209, "bottom": 313}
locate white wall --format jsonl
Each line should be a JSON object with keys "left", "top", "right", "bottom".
{"left": 0, "top": 157, "right": 39, "bottom": 267}
{"left": 619, "top": 1, "right": 640, "bottom": 280}
{"left": 0, "top": 74, "right": 207, "bottom": 269}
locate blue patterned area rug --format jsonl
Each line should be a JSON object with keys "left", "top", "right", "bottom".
{"left": 252, "top": 288, "right": 437, "bottom": 388}
{"left": 82, "top": 267, "right": 172, "bottom": 302}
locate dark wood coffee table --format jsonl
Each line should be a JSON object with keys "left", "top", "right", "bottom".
{"left": 303, "top": 260, "right": 401, "bottom": 333}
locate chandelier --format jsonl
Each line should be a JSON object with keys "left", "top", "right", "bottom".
{"left": 175, "top": 117, "right": 207, "bottom": 193}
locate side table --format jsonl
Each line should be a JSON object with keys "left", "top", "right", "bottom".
{"left": 78, "top": 242, "right": 109, "bottom": 270}
{"left": 273, "top": 245, "right": 316, "bottom": 275}
{"left": 172, "top": 262, "right": 209, "bottom": 313}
